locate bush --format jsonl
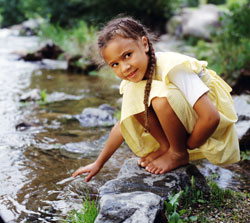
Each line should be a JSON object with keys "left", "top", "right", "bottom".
{"left": 0, "top": 0, "right": 26, "bottom": 27}
{"left": 0, "top": 0, "right": 182, "bottom": 33}
{"left": 208, "top": 0, "right": 226, "bottom": 4}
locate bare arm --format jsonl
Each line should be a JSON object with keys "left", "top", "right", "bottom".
{"left": 187, "top": 93, "right": 220, "bottom": 149}
{"left": 72, "top": 121, "right": 124, "bottom": 182}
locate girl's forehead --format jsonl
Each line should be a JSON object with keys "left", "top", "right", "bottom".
{"left": 107, "top": 36, "right": 139, "bottom": 48}
{"left": 102, "top": 36, "right": 140, "bottom": 62}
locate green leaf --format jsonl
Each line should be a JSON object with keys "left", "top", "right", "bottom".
{"left": 179, "top": 209, "right": 187, "bottom": 215}
{"left": 189, "top": 216, "right": 198, "bottom": 221}
{"left": 198, "top": 199, "right": 206, "bottom": 203}
{"left": 164, "top": 201, "right": 173, "bottom": 214}
{"left": 169, "top": 212, "right": 181, "bottom": 223}
{"left": 169, "top": 191, "right": 183, "bottom": 206}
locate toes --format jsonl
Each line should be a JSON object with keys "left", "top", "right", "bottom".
{"left": 141, "top": 160, "right": 149, "bottom": 167}
{"left": 146, "top": 164, "right": 156, "bottom": 173}
{"left": 138, "top": 157, "right": 146, "bottom": 166}
{"left": 155, "top": 168, "right": 163, "bottom": 175}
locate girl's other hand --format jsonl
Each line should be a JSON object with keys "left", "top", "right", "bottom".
{"left": 72, "top": 161, "right": 101, "bottom": 182}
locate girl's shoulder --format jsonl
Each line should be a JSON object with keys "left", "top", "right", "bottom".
{"left": 155, "top": 51, "right": 208, "bottom": 82}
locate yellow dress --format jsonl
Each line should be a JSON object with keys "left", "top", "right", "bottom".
{"left": 119, "top": 52, "right": 240, "bottom": 166}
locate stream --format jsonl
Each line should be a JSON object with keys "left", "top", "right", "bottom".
{"left": 0, "top": 29, "right": 248, "bottom": 223}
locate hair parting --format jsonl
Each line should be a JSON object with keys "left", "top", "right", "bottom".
{"left": 98, "top": 17, "right": 156, "bottom": 132}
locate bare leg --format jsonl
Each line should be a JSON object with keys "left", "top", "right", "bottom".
{"left": 134, "top": 106, "right": 170, "bottom": 167}
{"left": 145, "top": 97, "right": 189, "bottom": 174}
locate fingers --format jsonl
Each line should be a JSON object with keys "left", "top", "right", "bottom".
{"left": 85, "top": 173, "right": 94, "bottom": 182}
{"left": 72, "top": 166, "right": 89, "bottom": 178}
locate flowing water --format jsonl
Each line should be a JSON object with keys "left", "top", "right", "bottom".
{"left": 0, "top": 29, "right": 248, "bottom": 223}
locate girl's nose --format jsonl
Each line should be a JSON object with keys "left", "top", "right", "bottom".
{"left": 121, "top": 62, "right": 131, "bottom": 74}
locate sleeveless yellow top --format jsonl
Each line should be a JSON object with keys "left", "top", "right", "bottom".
{"left": 119, "top": 52, "right": 240, "bottom": 166}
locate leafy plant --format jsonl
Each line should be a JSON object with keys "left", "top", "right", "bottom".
{"left": 164, "top": 190, "right": 183, "bottom": 223}
{"left": 37, "top": 89, "right": 48, "bottom": 105}
{"left": 241, "top": 150, "right": 250, "bottom": 161}
{"left": 65, "top": 194, "right": 99, "bottom": 223}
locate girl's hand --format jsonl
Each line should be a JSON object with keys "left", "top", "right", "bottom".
{"left": 72, "top": 161, "right": 102, "bottom": 182}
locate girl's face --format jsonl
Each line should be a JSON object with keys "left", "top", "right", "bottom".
{"left": 102, "top": 35, "right": 149, "bottom": 82}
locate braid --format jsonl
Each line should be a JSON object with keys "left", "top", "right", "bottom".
{"left": 143, "top": 39, "right": 156, "bottom": 132}
{"left": 98, "top": 17, "right": 156, "bottom": 132}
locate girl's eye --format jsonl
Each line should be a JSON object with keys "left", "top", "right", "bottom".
{"left": 125, "top": 53, "right": 131, "bottom": 59}
{"left": 111, "top": 63, "right": 118, "bottom": 68}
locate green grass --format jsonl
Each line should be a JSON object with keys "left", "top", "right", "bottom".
{"left": 164, "top": 176, "right": 250, "bottom": 222}
{"left": 65, "top": 194, "right": 99, "bottom": 223}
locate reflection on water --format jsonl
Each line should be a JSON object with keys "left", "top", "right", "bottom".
{"left": 0, "top": 29, "right": 248, "bottom": 222}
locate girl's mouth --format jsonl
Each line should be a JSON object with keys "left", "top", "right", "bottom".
{"left": 127, "top": 69, "right": 138, "bottom": 79}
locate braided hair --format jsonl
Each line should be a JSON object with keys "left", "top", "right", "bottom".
{"left": 98, "top": 17, "right": 156, "bottom": 132}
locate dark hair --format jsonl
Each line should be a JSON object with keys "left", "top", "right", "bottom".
{"left": 98, "top": 17, "right": 156, "bottom": 132}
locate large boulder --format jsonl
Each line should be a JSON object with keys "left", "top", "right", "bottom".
{"left": 95, "top": 192, "right": 166, "bottom": 223}
{"left": 96, "top": 158, "right": 209, "bottom": 223}
{"left": 167, "top": 4, "right": 223, "bottom": 40}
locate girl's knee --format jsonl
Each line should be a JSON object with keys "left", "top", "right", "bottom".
{"left": 152, "top": 97, "right": 172, "bottom": 114}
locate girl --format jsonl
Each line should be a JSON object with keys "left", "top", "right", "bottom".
{"left": 72, "top": 17, "right": 240, "bottom": 182}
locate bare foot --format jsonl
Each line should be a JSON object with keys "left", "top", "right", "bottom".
{"left": 145, "top": 149, "right": 189, "bottom": 174}
{"left": 138, "top": 145, "right": 168, "bottom": 167}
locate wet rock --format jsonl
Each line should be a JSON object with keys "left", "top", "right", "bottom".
{"left": 15, "top": 122, "right": 32, "bottom": 131}
{"left": 20, "top": 89, "right": 41, "bottom": 102}
{"left": 61, "top": 141, "right": 100, "bottom": 158}
{"left": 168, "top": 4, "right": 222, "bottom": 40}
{"left": 96, "top": 158, "right": 209, "bottom": 222}
{"left": 95, "top": 191, "right": 167, "bottom": 223}
{"left": 233, "top": 95, "right": 250, "bottom": 149}
{"left": 21, "top": 43, "right": 63, "bottom": 61}
{"left": 76, "top": 104, "right": 117, "bottom": 127}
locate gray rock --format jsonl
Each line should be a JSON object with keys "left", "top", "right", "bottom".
{"left": 20, "top": 89, "right": 41, "bottom": 102}
{"left": 182, "top": 4, "right": 221, "bottom": 39}
{"left": 168, "top": 4, "right": 223, "bottom": 40}
{"left": 95, "top": 191, "right": 166, "bottom": 223}
{"left": 96, "top": 158, "right": 209, "bottom": 222}
{"left": 13, "top": 18, "right": 45, "bottom": 36}
{"left": 76, "top": 104, "right": 117, "bottom": 127}
{"left": 99, "top": 158, "right": 210, "bottom": 200}
{"left": 233, "top": 95, "right": 250, "bottom": 149}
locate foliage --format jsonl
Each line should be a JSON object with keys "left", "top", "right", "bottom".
{"left": 0, "top": 0, "right": 26, "bottom": 27}
{"left": 0, "top": 0, "right": 184, "bottom": 32}
{"left": 39, "top": 21, "right": 98, "bottom": 71}
{"left": 208, "top": 0, "right": 226, "bottom": 4}
{"left": 240, "top": 150, "right": 250, "bottom": 161}
{"left": 65, "top": 194, "right": 99, "bottom": 223}
{"left": 36, "top": 89, "right": 48, "bottom": 105}
{"left": 163, "top": 176, "right": 247, "bottom": 222}
{"left": 39, "top": 21, "right": 97, "bottom": 56}
{"left": 181, "top": 176, "right": 206, "bottom": 209}
{"left": 164, "top": 191, "right": 184, "bottom": 223}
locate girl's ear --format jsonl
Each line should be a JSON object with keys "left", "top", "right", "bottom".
{"left": 141, "top": 36, "right": 149, "bottom": 53}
